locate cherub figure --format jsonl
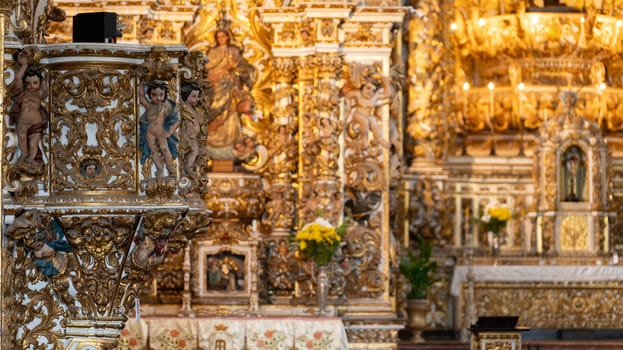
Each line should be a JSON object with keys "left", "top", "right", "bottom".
{"left": 343, "top": 71, "right": 392, "bottom": 149}
{"left": 138, "top": 79, "right": 180, "bottom": 178}
{"left": 10, "top": 49, "right": 48, "bottom": 164}
{"left": 7, "top": 210, "right": 72, "bottom": 277}
{"left": 180, "top": 82, "right": 202, "bottom": 176}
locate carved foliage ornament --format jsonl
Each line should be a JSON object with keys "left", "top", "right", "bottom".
{"left": 5, "top": 208, "right": 191, "bottom": 345}
{"left": 50, "top": 68, "right": 137, "bottom": 193}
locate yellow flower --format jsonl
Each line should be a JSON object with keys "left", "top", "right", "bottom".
{"left": 295, "top": 218, "right": 346, "bottom": 266}
{"left": 488, "top": 207, "right": 511, "bottom": 221}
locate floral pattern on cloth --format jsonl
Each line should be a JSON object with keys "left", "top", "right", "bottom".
{"left": 117, "top": 319, "right": 148, "bottom": 350}
{"left": 297, "top": 331, "right": 334, "bottom": 350}
{"left": 149, "top": 318, "right": 197, "bottom": 349}
{"left": 294, "top": 319, "right": 348, "bottom": 350}
{"left": 117, "top": 317, "right": 348, "bottom": 350}
{"left": 246, "top": 318, "right": 292, "bottom": 350}
{"left": 248, "top": 329, "right": 288, "bottom": 349}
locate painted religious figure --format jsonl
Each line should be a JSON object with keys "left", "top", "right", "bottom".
{"left": 206, "top": 253, "right": 245, "bottom": 291}
{"left": 138, "top": 79, "right": 180, "bottom": 178}
{"left": 10, "top": 48, "right": 48, "bottom": 164}
{"left": 204, "top": 28, "right": 257, "bottom": 161}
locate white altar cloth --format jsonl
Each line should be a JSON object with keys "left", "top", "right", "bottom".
{"left": 451, "top": 265, "right": 623, "bottom": 296}
{"left": 117, "top": 316, "right": 349, "bottom": 350}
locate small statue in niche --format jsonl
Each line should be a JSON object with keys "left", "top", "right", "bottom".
{"left": 10, "top": 48, "right": 48, "bottom": 164}
{"left": 342, "top": 64, "right": 393, "bottom": 149}
{"left": 180, "top": 81, "right": 203, "bottom": 177}
{"left": 138, "top": 79, "right": 180, "bottom": 178}
{"left": 562, "top": 145, "right": 586, "bottom": 202}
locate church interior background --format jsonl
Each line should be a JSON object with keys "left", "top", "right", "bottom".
{"left": 2, "top": 0, "right": 623, "bottom": 348}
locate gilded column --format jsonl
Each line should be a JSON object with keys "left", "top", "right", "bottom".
{"left": 310, "top": 53, "right": 343, "bottom": 222}
{"left": 406, "top": 0, "right": 446, "bottom": 163}
{"left": 297, "top": 54, "right": 319, "bottom": 225}
{"left": 263, "top": 57, "right": 297, "bottom": 236}
{"left": 0, "top": 3, "right": 12, "bottom": 347}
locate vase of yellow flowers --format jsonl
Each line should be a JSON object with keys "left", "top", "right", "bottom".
{"left": 294, "top": 217, "right": 347, "bottom": 315}
{"left": 474, "top": 205, "right": 513, "bottom": 255}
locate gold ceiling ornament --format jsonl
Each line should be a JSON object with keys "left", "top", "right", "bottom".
{"left": 451, "top": 4, "right": 623, "bottom": 138}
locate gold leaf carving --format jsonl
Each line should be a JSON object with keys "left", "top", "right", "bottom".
{"left": 50, "top": 68, "right": 137, "bottom": 193}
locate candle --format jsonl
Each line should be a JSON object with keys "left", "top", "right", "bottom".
{"left": 252, "top": 219, "right": 257, "bottom": 232}
{"left": 488, "top": 82, "right": 495, "bottom": 119}
{"left": 604, "top": 216, "right": 609, "bottom": 253}
{"left": 462, "top": 83, "right": 470, "bottom": 119}
{"left": 135, "top": 298, "right": 141, "bottom": 321}
{"left": 536, "top": 216, "right": 542, "bottom": 254}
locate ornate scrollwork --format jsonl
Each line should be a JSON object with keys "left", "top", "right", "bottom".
{"left": 343, "top": 224, "right": 385, "bottom": 298}
{"left": 473, "top": 281, "right": 623, "bottom": 328}
{"left": 6, "top": 209, "right": 76, "bottom": 347}
{"left": 50, "top": 68, "right": 136, "bottom": 193}
{"left": 266, "top": 239, "right": 298, "bottom": 297}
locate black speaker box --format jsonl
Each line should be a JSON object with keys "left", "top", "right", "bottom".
{"left": 72, "top": 12, "right": 119, "bottom": 43}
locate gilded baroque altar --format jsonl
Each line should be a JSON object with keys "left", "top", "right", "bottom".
{"left": 3, "top": 0, "right": 623, "bottom": 349}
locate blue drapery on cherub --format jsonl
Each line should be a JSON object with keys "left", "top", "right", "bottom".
{"left": 35, "top": 219, "right": 72, "bottom": 277}
{"left": 139, "top": 100, "right": 180, "bottom": 165}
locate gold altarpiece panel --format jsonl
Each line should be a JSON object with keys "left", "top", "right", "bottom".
{"left": 2, "top": 1, "right": 413, "bottom": 350}
{"left": 10, "top": 0, "right": 623, "bottom": 348}
{"left": 468, "top": 281, "right": 623, "bottom": 329}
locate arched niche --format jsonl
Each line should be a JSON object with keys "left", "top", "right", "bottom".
{"left": 534, "top": 91, "right": 610, "bottom": 255}
{"left": 560, "top": 145, "right": 587, "bottom": 203}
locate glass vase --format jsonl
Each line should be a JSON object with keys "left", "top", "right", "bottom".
{"left": 488, "top": 231, "right": 500, "bottom": 256}
{"left": 316, "top": 265, "right": 330, "bottom": 316}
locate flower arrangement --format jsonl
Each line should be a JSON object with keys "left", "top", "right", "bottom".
{"left": 474, "top": 205, "right": 513, "bottom": 235}
{"left": 294, "top": 217, "right": 347, "bottom": 266}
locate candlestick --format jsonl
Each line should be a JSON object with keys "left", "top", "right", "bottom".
{"left": 464, "top": 207, "right": 470, "bottom": 246}
{"left": 604, "top": 216, "right": 609, "bottom": 253}
{"left": 488, "top": 82, "right": 495, "bottom": 118}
